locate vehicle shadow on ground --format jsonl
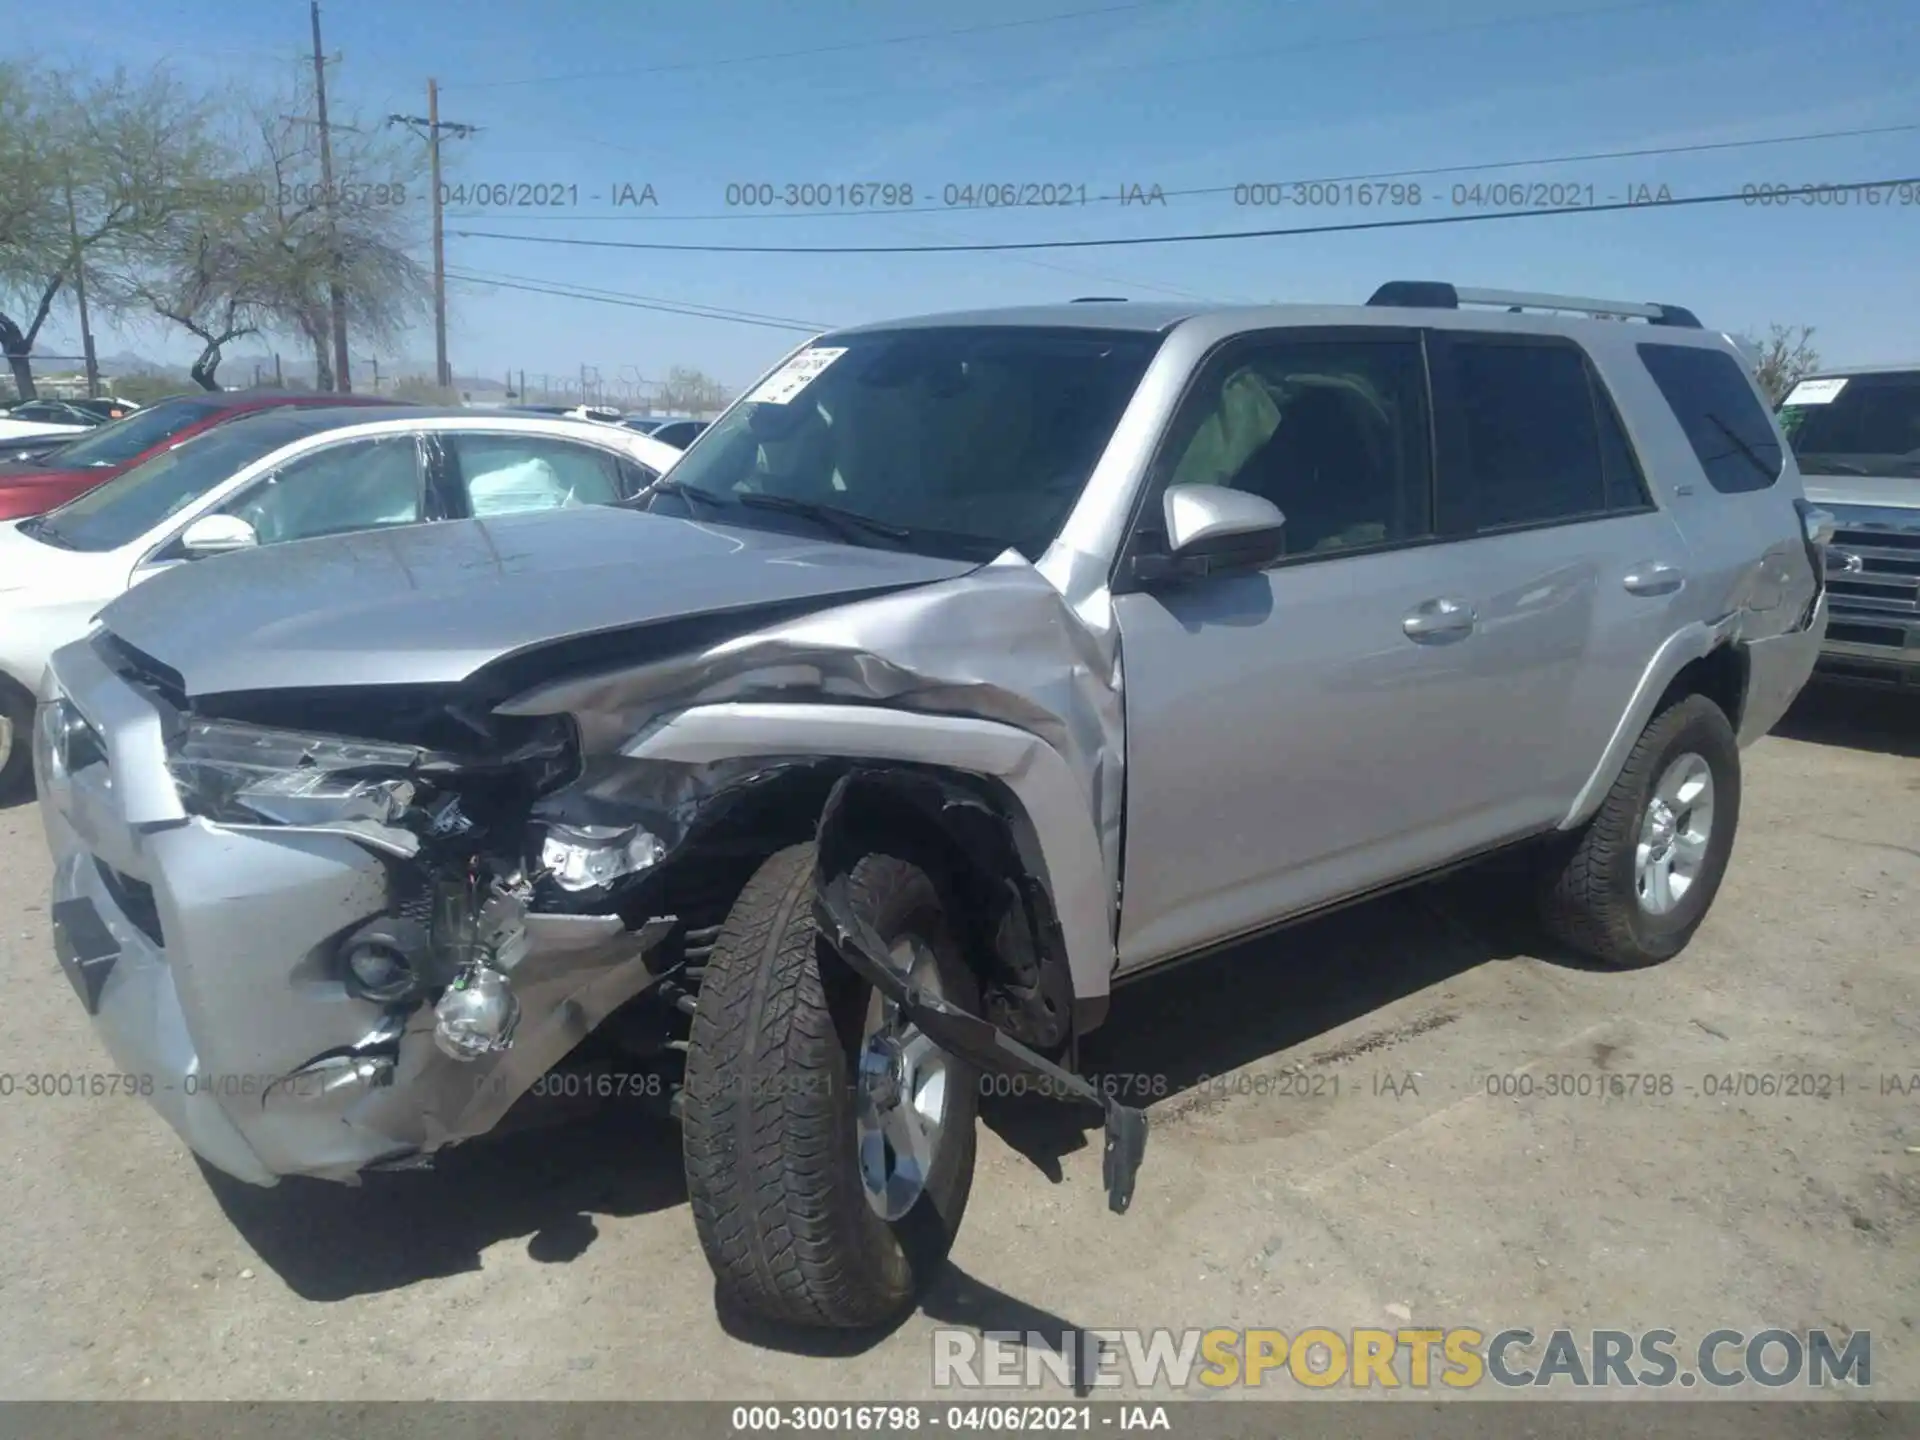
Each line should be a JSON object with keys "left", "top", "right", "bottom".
{"left": 980, "top": 865, "right": 1547, "bottom": 1178}
{"left": 1771, "top": 682, "right": 1920, "bottom": 759}
{"left": 717, "top": 1262, "right": 1110, "bottom": 1393}
{"left": 207, "top": 861, "right": 1550, "bottom": 1337}
{"left": 202, "top": 1100, "right": 687, "bottom": 1302}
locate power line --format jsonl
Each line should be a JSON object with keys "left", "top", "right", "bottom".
{"left": 448, "top": 173, "right": 1920, "bottom": 255}
{"left": 445, "top": 118, "right": 1920, "bottom": 224}
{"left": 450, "top": 1, "right": 1163, "bottom": 91}
{"left": 448, "top": 266, "right": 835, "bottom": 328}
{"left": 443, "top": 269, "right": 827, "bottom": 332}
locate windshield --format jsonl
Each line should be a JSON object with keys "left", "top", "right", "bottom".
{"left": 650, "top": 327, "right": 1160, "bottom": 561}
{"left": 30, "top": 412, "right": 323, "bottom": 552}
{"left": 37, "top": 395, "right": 224, "bottom": 469}
{"left": 1778, "top": 372, "right": 1920, "bottom": 477}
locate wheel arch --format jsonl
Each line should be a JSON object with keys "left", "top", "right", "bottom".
{"left": 624, "top": 702, "right": 1115, "bottom": 1037}
{"left": 1562, "top": 618, "right": 1749, "bottom": 831}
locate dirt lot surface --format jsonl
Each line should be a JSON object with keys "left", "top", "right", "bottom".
{"left": 0, "top": 684, "right": 1914, "bottom": 1403}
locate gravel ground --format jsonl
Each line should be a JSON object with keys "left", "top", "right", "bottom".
{"left": 0, "top": 683, "right": 1914, "bottom": 1402}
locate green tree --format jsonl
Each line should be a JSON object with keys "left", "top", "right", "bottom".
{"left": 1735, "top": 323, "right": 1821, "bottom": 405}
{"left": 0, "top": 61, "right": 219, "bottom": 399}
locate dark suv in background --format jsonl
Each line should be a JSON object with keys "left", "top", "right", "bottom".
{"left": 1778, "top": 365, "right": 1920, "bottom": 687}
{"left": 0, "top": 390, "right": 400, "bottom": 521}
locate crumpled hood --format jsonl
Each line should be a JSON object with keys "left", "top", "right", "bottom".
{"left": 97, "top": 506, "right": 981, "bottom": 697}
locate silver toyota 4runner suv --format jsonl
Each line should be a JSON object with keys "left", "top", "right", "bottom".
{"left": 35, "top": 282, "right": 1830, "bottom": 1330}
{"left": 1776, "top": 364, "right": 1920, "bottom": 687}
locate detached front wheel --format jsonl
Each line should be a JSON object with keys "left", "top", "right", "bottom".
{"left": 682, "top": 842, "right": 979, "bottom": 1329}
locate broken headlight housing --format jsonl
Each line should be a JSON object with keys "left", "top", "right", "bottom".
{"left": 166, "top": 718, "right": 430, "bottom": 828}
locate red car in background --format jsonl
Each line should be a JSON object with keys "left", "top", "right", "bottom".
{"left": 0, "top": 391, "right": 400, "bottom": 521}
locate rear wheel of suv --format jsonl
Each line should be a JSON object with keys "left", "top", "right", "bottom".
{"left": 1537, "top": 693, "right": 1742, "bottom": 968}
{"left": 682, "top": 842, "right": 979, "bottom": 1329}
{"left": 0, "top": 679, "right": 34, "bottom": 804}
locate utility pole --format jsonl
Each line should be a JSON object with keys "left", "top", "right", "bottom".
{"left": 309, "top": 1, "right": 350, "bottom": 392}
{"left": 389, "top": 84, "right": 476, "bottom": 391}
{"left": 61, "top": 173, "right": 99, "bottom": 398}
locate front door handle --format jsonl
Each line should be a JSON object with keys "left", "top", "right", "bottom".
{"left": 1623, "top": 561, "right": 1686, "bottom": 597}
{"left": 1402, "top": 596, "right": 1476, "bottom": 643}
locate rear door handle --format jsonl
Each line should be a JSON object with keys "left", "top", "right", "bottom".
{"left": 1623, "top": 561, "right": 1686, "bottom": 597}
{"left": 1402, "top": 596, "right": 1476, "bottom": 643}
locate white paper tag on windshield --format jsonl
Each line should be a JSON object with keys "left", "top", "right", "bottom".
{"left": 1783, "top": 377, "right": 1848, "bottom": 405}
{"left": 744, "top": 346, "right": 847, "bottom": 406}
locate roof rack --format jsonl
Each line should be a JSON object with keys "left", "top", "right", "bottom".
{"left": 1367, "top": 280, "right": 1701, "bottom": 328}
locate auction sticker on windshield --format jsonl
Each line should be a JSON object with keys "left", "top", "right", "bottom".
{"left": 1783, "top": 377, "right": 1849, "bottom": 405}
{"left": 744, "top": 346, "right": 848, "bottom": 405}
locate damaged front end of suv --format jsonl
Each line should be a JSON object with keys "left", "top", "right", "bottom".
{"left": 37, "top": 526, "right": 1142, "bottom": 1212}
{"left": 40, "top": 316, "right": 1171, "bottom": 1326}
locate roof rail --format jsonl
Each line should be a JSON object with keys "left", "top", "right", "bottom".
{"left": 1367, "top": 280, "right": 1701, "bottom": 328}
{"left": 1071, "top": 295, "right": 1128, "bottom": 302}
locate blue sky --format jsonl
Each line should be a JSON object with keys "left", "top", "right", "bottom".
{"left": 24, "top": 0, "right": 1920, "bottom": 391}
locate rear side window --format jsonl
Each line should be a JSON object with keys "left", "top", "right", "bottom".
{"left": 1451, "top": 338, "right": 1606, "bottom": 528}
{"left": 1637, "top": 343, "right": 1782, "bottom": 493}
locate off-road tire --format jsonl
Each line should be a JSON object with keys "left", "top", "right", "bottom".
{"left": 1538, "top": 693, "right": 1741, "bottom": 968}
{"left": 683, "top": 842, "right": 979, "bottom": 1329}
{"left": 0, "top": 678, "right": 34, "bottom": 805}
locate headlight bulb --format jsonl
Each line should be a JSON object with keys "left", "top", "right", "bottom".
{"left": 433, "top": 965, "right": 520, "bottom": 1060}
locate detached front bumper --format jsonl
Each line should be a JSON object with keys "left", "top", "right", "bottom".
{"left": 37, "top": 640, "right": 666, "bottom": 1187}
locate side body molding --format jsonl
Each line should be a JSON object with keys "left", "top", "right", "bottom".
{"left": 624, "top": 701, "right": 1118, "bottom": 1005}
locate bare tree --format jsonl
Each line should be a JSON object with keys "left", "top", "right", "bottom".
{"left": 1736, "top": 323, "right": 1822, "bottom": 405}
{"left": 657, "top": 365, "right": 732, "bottom": 415}
{"left": 0, "top": 62, "right": 219, "bottom": 399}
{"left": 225, "top": 92, "right": 430, "bottom": 391}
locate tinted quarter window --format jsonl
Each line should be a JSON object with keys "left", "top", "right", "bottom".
{"left": 1452, "top": 339, "right": 1606, "bottom": 528}
{"left": 1638, "top": 342, "right": 1782, "bottom": 492}
{"left": 1163, "top": 335, "right": 1433, "bottom": 556}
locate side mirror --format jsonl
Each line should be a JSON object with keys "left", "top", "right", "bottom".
{"left": 179, "top": 513, "right": 259, "bottom": 558}
{"left": 1133, "top": 483, "right": 1287, "bottom": 583}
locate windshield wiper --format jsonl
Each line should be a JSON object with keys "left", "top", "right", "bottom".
{"left": 17, "top": 515, "right": 76, "bottom": 549}
{"left": 633, "top": 477, "right": 731, "bottom": 513}
{"left": 734, "top": 492, "right": 913, "bottom": 545}
{"left": 1799, "top": 457, "right": 1871, "bottom": 476}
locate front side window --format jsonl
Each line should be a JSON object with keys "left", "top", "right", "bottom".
{"left": 652, "top": 327, "right": 1161, "bottom": 561}
{"left": 1638, "top": 342, "right": 1783, "bottom": 493}
{"left": 1156, "top": 334, "right": 1433, "bottom": 557}
{"left": 218, "top": 435, "right": 424, "bottom": 544}
{"left": 1778, "top": 371, "right": 1920, "bottom": 477}
{"left": 1452, "top": 338, "right": 1608, "bottom": 528}
{"left": 26, "top": 412, "right": 327, "bottom": 552}
{"left": 446, "top": 434, "right": 627, "bottom": 516}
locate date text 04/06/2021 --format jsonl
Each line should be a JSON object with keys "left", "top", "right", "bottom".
{"left": 727, "top": 1405, "right": 1172, "bottom": 1432}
